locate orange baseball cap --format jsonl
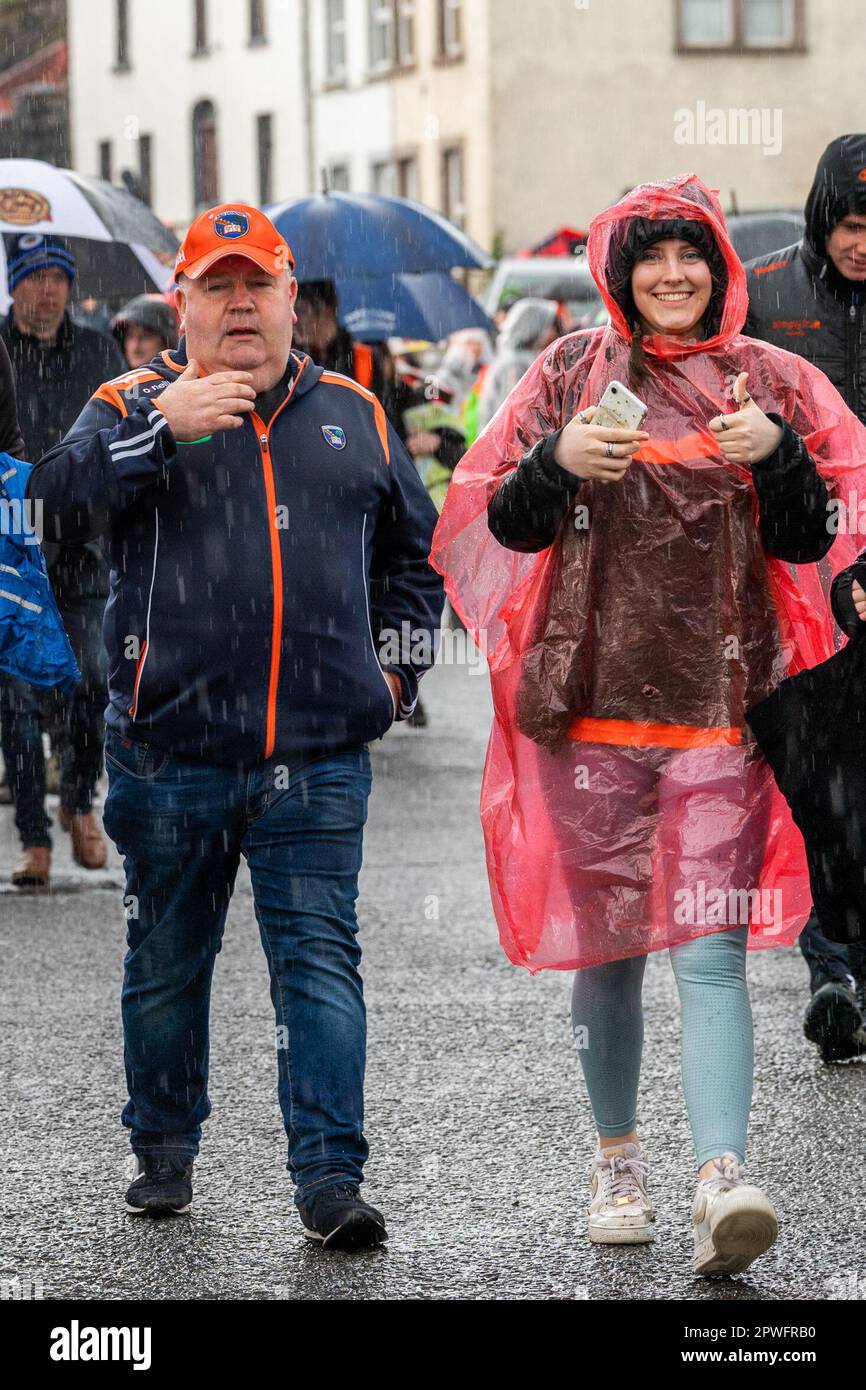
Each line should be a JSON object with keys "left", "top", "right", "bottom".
{"left": 174, "top": 202, "right": 295, "bottom": 282}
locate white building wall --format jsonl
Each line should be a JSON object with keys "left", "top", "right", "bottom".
{"left": 309, "top": 0, "right": 394, "bottom": 193}
{"left": 68, "top": 0, "right": 308, "bottom": 233}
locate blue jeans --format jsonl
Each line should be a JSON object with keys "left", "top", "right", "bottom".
{"left": 101, "top": 729, "right": 372, "bottom": 1204}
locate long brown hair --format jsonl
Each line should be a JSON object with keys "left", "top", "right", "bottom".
{"left": 628, "top": 321, "right": 652, "bottom": 391}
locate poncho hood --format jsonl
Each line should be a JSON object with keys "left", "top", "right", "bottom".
{"left": 589, "top": 173, "right": 747, "bottom": 355}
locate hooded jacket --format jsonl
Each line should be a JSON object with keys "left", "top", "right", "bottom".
{"left": 27, "top": 343, "right": 443, "bottom": 769}
{"left": 430, "top": 174, "right": 866, "bottom": 971}
{"left": 478, "top": 298, "right": 560, "bottom": 431}
{"left": 744, "top": 134, "right": 866, "bottom": 423}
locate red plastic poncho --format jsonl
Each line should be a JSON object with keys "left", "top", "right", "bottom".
{"left": 431, "top": 174, "right": 866, "bottom": 972}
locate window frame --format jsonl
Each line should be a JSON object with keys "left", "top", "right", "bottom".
{"left": 98, "top": 139, "right": 113, "bottom": 183}
{"left": 256, "top": 112, "right": 273, "bottom": 207}
{"left": 114, "top": 0, "right": 130, "bottom": 71}
{"left": 249, "top": 0, "right": 267, "bottom": 45}
{"left": 193, "top": 0, "right": 210, "bottom": 57}
{"left": 437, "top": 0, "right": 464, "bottom": 60}
{"left": 440, "top": 141, "right": 466, "bottom": 230}
{"left": 368, "top": 0, "right": 396, "bottom": 75}
{"left": 192, "top": 99, "right": 219, "bottom": 213}
{"left": 675, "top": 0, "right": 805, "bottom": 53}
{"left": 324, "top": 0, "right": 347, "bottom": 83}
{"left": 396, "top": 0, "right": 416, "bottom": 68}
{"left": 138, "top": 133, "right": 153, "bottom": 207}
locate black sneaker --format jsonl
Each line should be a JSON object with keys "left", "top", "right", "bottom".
{"left": 804, "top": 981, "right": 866, "bottom": 1063}
{"left": 297, "top": 1183, "right": 387, "bottom": 1250}
{"left": 125, "top": 1154, "right": 194, "bottom": 1215}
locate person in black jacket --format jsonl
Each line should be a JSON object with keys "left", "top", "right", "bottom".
{"left": 0, "top": 235, "right": 123, "bottom": 889}
{"left": 745, "top": 134, "right": 866, "bottom": 1058}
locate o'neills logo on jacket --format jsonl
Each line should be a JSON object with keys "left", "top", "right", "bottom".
{"left": 673, "top": 882, "right": 783, "bottom": 928}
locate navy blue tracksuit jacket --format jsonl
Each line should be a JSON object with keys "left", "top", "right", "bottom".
{"left": 27, "top": 343, "right": 444, "bottom": 769}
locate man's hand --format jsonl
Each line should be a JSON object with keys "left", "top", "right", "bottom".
{"left": 384, "top": 671, "right": 402, "bottom": 718}
{"left": 407, "top": 430, "right": 441, "bottom": 457}
{"left": 852, "top": 579, "right": 866, "bottom": 621}
{"left": 154, "top": 359, "right": 257, "bottom": 441}
{"left": 553, "top": 404, "right": 649, "bottom": 484}
{"left": 708, "top": 371, "right": 783, "bottom": 465}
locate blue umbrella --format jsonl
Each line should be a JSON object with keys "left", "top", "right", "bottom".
{"left": 266, "top": 192, "right": 492, "bottom": 277}
{"left": 331, "top": 271, "right": 494, "bottom": 343}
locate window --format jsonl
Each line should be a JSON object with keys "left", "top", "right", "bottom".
{"left": 396, "top": 0, "right": 415, "bottom": 65}
{"left": 371, "top": 159, "right": 396, "bottom": 196}
{"left": 368, "top": 0, "right": 395, "bottom": 72}
{"left": 257, "top": 113, "right": 273, "bottom": 206}
{"left": 98, "top": 140, "right": 113, "bottom": 183}
{"left": 192, "top": 100, "right": 218, "bottom": 212}
{"left": 397, "top": 155, "right": 419, "bottom": 201}
{"left": 249, "top": 0, "right": 266, "bottom": 44}
{"left": 328, "top": 162, "right": 350, "bottom": 191}
{"left": 441, "top": 145, "right": 465, "bottom": 229}
{"left": 437, "top": 0, "right": 463, "bottom": 58}
{"left": 194, "top": 0, "right": 209, "bottom": 55}
{"left": 138, "top": 133, "right": 153, "bottom": 206}
{"left": 115, "top": 0, "right": 130, "bottom": 69}
{"left": 325, "top": 0, "right": 346, "bottom": 80}
{"left": 678, "top": 0, "right": 801, "bottom": 49}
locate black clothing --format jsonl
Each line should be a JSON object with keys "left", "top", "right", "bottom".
{"left": 487, "top": 416, "right": 831, "bottom": 564}
{"left": 1, "top": 313, "right": 124, "bottom": 599}
{"left": 744, "top": 135, "right": 866, "bottom": 424}
{"left": 0, "top": 334, "right": 23, "bottom": 456}
{"left": 747, "top": 543, "right": 866, "bottom": 945}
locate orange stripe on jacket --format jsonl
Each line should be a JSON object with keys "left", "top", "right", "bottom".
{"left": 319, "top": 370, "right": 390, "bottom": 464}
{"left": 566, "top": 717, "right": 742, "bottom": 749}
{"left": 92, "top": 382, "right": 129, "bottom": 417}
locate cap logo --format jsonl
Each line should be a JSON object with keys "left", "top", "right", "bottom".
{"left": 213, "top": 210, "right": 250, "bottom": 239}
{"left": 321, "top": 425, "right": 346, "bottom": 450}
{"left": 18, "top": 233, "right": 45, "bottom": 250}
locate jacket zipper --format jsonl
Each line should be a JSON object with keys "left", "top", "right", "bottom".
{"left": 847, "top": 299, "right": 863, "bottom": 420}
{"left": 252, "top": 356, "right": 307, "bottom": 758}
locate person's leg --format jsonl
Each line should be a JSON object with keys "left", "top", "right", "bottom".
{"left": 242, "top": 748, "right": 372, "bottom": 1206}
{"left": 56, "top": 594, "right": 109, "bottom": 817}
{"left": 669, "top": 926, "right": 753, "bottom": 1169}
{"left": 571, "top": 953, "right": 648, "bottom": 1145}
{"left": 101, "top": 730, "right": 243, "bottom": 1158}
{"left": 799, "top": 909, "right": 856, "bottom": 992}
{"left": 0, "top": 673, "right": 50, "bottom": 848}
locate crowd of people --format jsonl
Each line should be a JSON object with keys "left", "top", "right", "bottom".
{"left": 1, "top": 132, "right": 864, "bottom": 1267}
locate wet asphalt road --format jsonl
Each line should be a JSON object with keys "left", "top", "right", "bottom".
{"left": 0, "top": 657, "right": 864, "bottom": 1303}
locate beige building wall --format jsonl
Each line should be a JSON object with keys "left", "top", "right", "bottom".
{"left": 489, "top": 0, "right": 866, "bottom": 253}
{"left": 391, "top": 0, "right": 494, "bottom": 251}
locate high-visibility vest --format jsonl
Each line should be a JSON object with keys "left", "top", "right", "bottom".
{"left": 353, "top": 342, "right": 374, "bottom": 390}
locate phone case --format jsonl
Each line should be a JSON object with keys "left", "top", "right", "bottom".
{"left": 592, "top": 380, "right": 647, "bottom": 431}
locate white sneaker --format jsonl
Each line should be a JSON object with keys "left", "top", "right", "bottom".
{"left": 587, "top": 1142, "right": 655, "bottom": 1244}
{"left": 692, "top": 1154, "right": 778, "bottom": 1276}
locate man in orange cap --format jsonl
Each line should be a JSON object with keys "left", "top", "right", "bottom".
{"left": 28, "top": 203, "right": 444, "bottom": 1248}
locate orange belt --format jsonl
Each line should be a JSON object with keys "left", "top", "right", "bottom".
{"left": 566, "top": 717, "right": 743, "bottom": 749}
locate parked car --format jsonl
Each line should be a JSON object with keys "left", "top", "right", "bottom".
{"left": 483, "top": 253, "right": 602, "bottom": 327}
{"left": 726, "top": 210, "right": 805, "bottom": 264}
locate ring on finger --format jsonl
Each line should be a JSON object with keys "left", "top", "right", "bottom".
{"left": 605, "top": 440, "right": 614, "bottom": 458}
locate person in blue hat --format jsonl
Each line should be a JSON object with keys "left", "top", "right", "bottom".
{"left": 0, "top": 233, "right": 123, "bottom": 889}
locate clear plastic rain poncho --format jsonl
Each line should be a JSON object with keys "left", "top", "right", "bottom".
{"left": 431, "top": 174, "right": 866, "bottom": 972}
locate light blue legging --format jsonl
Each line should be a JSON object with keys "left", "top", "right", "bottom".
{"left": 571, "top": 927, "right": 753, "bottom": 1168}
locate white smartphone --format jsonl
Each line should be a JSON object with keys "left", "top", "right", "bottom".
{"left": 591, "top": 380, "right": 648, "bottom": 432}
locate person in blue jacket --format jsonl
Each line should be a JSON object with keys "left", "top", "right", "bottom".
{"left": 27, "top": 203, "right": 444, "bottom": 1249}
